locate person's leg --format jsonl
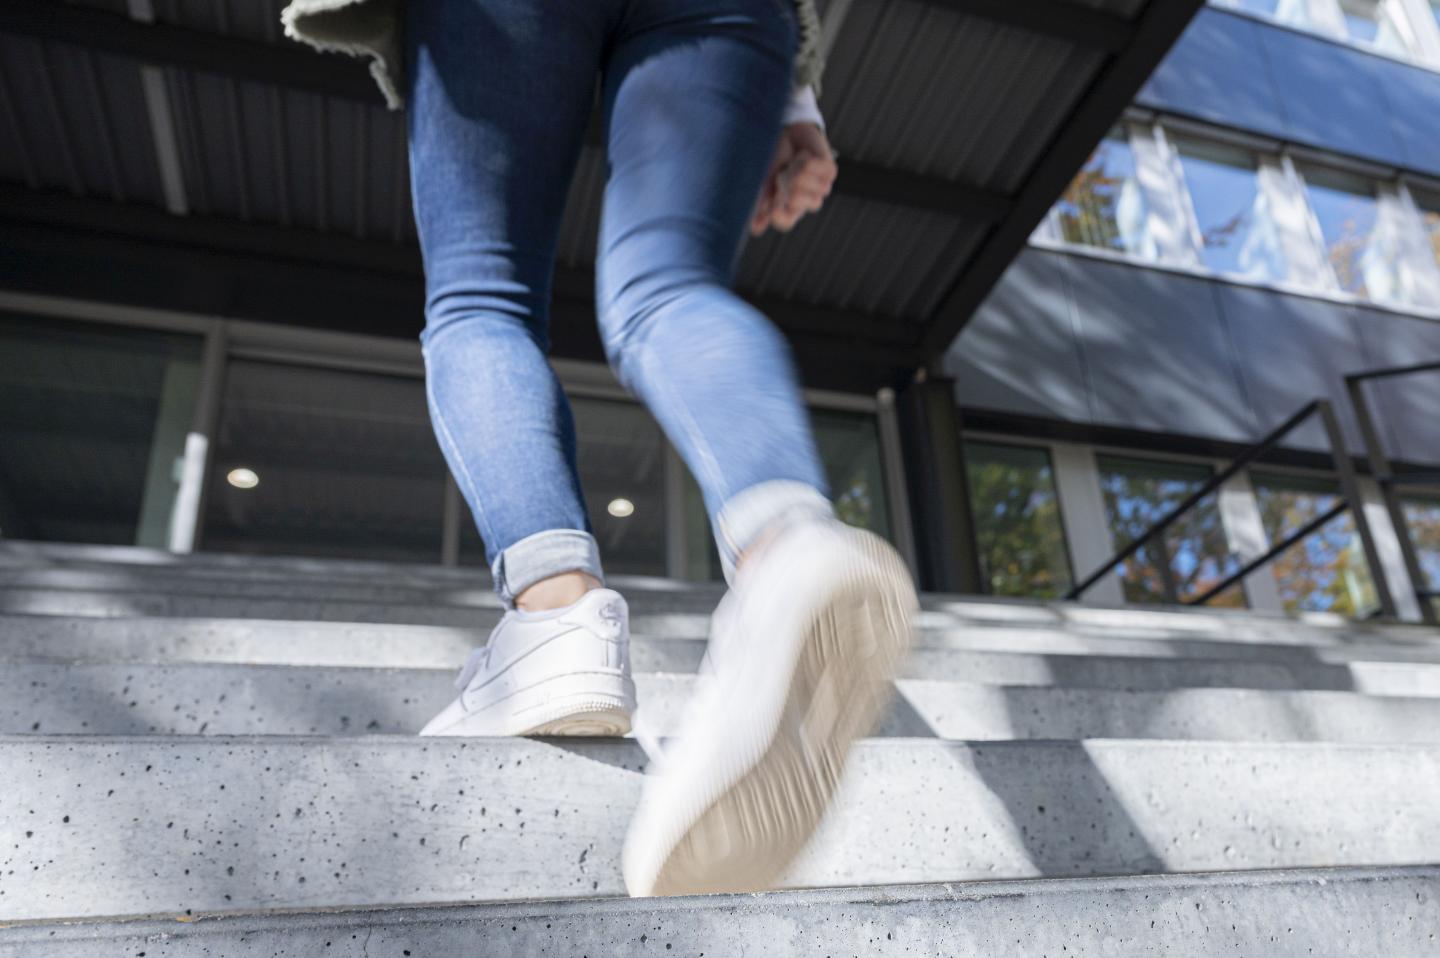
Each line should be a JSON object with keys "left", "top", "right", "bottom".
{"left": 593, "top": 0, "right": 834, "bottom": 582}
{"left": 598, "top": 0, "right": 920, "bottom": 896}
{"left": 406, "top": 0, "right": 611, "bottom": 610}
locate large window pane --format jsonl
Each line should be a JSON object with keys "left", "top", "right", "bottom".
{"left": 1401, "top": 492, "right": 1440, "bottom": 618}
{"left": 680, "top": 408, "right": 894, "bottom": 582}
{"left": 203, "top": 360, "right": 446, "bottom": 563}
{"left": 1097, "top": 455, "right": 1245, "bottom": 606}
{"left": 1055, "top": 128, "right": 1154, "bottom": 259}
{"left": 1174, "top": 137, "right": 1288, "bottom": 282}
{"left": 1338, "top": 0, "right": 1412, "bottom": 54}
{"left": 813, "top": 409, "right": 891, "bottom": 540}
{"left": 459, "top": 396, "right": 669, "bottom": 577}
{"left": 0, "top": 314, "right": 201, "bottom": 546}
{"left": 1298, "top": 164, "right": 1383, "bottom": 297}
{"left": 1415, "top": 186, "right": 1440, "bottom": 275}
{"left": 1251, "top": 471, "right": 1377, "bottom": 616}
{"left": 964, "top": 442, "right": 1073, "bottom": 598}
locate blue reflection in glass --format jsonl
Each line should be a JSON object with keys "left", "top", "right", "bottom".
{"left": 1300, "top": 165, "right": 1378, "bottom": 296}
{"left": 1175, "top": 138, "right": 1287, "bottom": 282}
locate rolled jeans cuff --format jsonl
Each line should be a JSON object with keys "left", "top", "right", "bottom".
{"left": 715, "top": 479, "right": 835, "bottom": 585}
{"left": 493, "top": 529, "right": 604, "bottom": 608}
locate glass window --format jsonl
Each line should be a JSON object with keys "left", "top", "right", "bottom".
{"left": 1173, "top": 137, "right": 1288, "bottom": 282}
{"left": 1097, "top": 455, "right": 1246, "bottom": 607}
{"left": 1250, "top": 471, "right": 1378, "bottom": 616}
{"left": 1055, "top": 128, "right": 1155, "bottom": 259}
{"left": 459, "top": 396, "right": 670, "bottom": 577}
{"left": 1401, "top": 492, "right": 1440, "bottom": 618}
{"left": 1298, "top": 164, "right": 1383, "bottom": 297}
{"left": 653, "top": 406, "right": 894, "bottom": 583}
{"left": 1414, "top": 186, "right": 1440, "bottom": 275}
{"left": 963, "top": 441, "right": 1073, "bottom": 598}
{"left": 0, "top": 314, "right": 202, "bottom": 547}
{"left": 1338, "top": 0, "right": 1412, "bottom": 54}
{"left": 203, "top": 360, "right": 447, "bottom": 563}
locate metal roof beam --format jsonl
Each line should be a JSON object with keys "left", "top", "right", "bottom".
{"left": 918, "top": 0, "right": 1204, "bottom": 358}
{"left": 0, "top": 185, "right": 921, "bottom": 363}
{"left": 1, "top": 0, "right": 1017, "bottom": 225}
{"left": 932, "top": 0, "right": 1136, "bottom": 52}
{"left": 0, "top": 0, "right": 378, "bottom": 102}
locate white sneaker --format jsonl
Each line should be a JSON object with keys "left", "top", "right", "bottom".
{"left": 622, "top": 518, "right": 917, "bottom": 897}
{"left": 419, "top": 587, "right": 637, "bottom": 737}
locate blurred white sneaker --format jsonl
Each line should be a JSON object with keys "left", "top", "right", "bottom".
{"left": 622, "top": 518, "right": 917, "bottom": 897}
{"left": 419, "top": 587, "right": 636, "bottom": 737}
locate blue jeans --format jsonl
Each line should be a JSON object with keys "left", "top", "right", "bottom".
{"left": 406, "top": 0, "right": 832, "bottom": 606}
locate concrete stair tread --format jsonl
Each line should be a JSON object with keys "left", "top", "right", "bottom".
{"left": 4, "top": 611, "right": 1439, "bottom": 671}
{"left": 9, "top": 660, "right": 1440, "bottom": 742}
{"left": 3, "top": 734, "right": 1438, "bottom": 921}
{"left": 2, "top": 867, "right": 1437, "bottom": 957}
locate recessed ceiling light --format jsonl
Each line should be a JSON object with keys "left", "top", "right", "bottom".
{"left": 227, "top": 467, "right": 260, "bottom": 490}
{"left": 607, "top": 497, "right": 635, "bottom": 518}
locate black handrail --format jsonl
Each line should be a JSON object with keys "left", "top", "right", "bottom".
{"left": 1345, "top": 360, "right": 1440, "bottom": 626}
{"left": 1063, "top": 397, "right": 1398, "bottom": 619}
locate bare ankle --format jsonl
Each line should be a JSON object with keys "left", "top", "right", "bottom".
{"left": 515, "top": 571, "right": 601, "bottom": 612}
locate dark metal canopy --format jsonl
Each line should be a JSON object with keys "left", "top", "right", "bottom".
{"left": 0, "top": 0, "right": 1202, "bottom": 390}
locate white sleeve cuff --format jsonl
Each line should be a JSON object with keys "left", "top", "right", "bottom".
{"left": 781, "top": 85, "right": 824, "bottom": 131}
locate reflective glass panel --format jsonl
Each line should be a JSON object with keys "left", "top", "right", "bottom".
{"left": 203, "top": 360, "right": 446, "bottom": 563}
{"left": 0, "top": 314, "right": 201, "bottom": 546}
{"left": 1299, "top": 164, "right": 1381, "bottom": 296}
{"left": 459, "top": 396, "right": 669, "bottom": 577}
{"left": 1250, "top": 471, "right": 1377, "bottom": 616}
{"left": 1055, "top": 128, "right": 1154, "bottom": 258}
{"left": 1401, "top": 492, "right": 1440, "bottom": 618}
{"left": 1174, "top": 137, "right": 1288, "bottom": 281}
{"left": 1339, "top": 0, "right": 1411, "bottom": 53}
{"left": 1097, "top": 455, "right": 1245, "bottom": 606}
{"left": 679, "top": 408, "right": 894, "bottom": 582}
{"left": 964, "top": 441, "right": 1073, "bottom": 598}
{"left": 1414, "top": 186, "right": 1440, "bottom": 274}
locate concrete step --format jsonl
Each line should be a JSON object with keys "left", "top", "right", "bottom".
{"left": 3, "top": 866, "right": 1436, "bottom": 957}
{"left": 11, "top": 586, "right": 1440, "bottom": 665}
{"left": 3, "top": 735, "right": 1437, "bottom": 920}
{"left": 6, "top": 614, "right": 1440, "bottom": 696}
{"left": 7, "top": 541, "right": 1439, "bottom": 652}
{"left": 9, "top": 661, "right": 1440, "bottom": 743}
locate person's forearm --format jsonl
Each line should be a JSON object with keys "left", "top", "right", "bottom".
{"left": 782, "top": 85, "right": 824, "bottom": 130}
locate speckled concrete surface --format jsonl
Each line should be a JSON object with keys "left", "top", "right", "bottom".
{"left": 1, "top": 867, "right": 1436, "bottom": 957}
{"left": 7, "top": 614, "right": 1436, "bottom": 694}
{"left": 8, "top": 662, "right": 1440, "bottom": 740}
{"left": 3, "top": 736, "right": 1438, "bottom": 921}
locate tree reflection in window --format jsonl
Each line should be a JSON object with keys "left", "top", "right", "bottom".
{"left": 1402, "top": 492, "right": 1440, "bottom": 618}
{"left": 1056, "top": 128, "right": 1152, "bottom": 257}
{"left": 963, "top": 441, "right": 1073, "bottom": 598}
{"left": 1097, "top": 455, "right": 1245, "bottom": 607}
{"left": 1251, "top": 471, "right": 1377, "bottom": 616}
{"left": 1298, "top": 164, "right": 1381, "bottom": 297}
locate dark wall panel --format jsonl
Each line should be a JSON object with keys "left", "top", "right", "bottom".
{"left": 1138, "top": 8, "right": 1440, "bottom": 179}
{"left": 1136, "top": 9, "right": 1287, "bottom": 137}
{"left": 1212, "top": 284, "right": 1371, "bottom": 455}
{"left": 1064, "top": 256, "right": 1257, "bottom": 441}
{"left": 946, "top": 250, "right": 1093, "bottom": 422}
{"left": 1352, "top": 309, "right": 1440, "bottom": 466}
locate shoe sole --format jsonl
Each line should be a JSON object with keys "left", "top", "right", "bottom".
{"left": 642, "top": 530, "right": 916, "bottom": 896}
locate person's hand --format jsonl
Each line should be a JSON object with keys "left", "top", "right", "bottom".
{"left": 749, "top": 123, "right": 837, "bottom": 236}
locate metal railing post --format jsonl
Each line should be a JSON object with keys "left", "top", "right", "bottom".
{"left": 1346, "top": 373, "right": 1438, "bottom": 625}
{"left": 1314, "top": 398, "right": 1398, "bottom": 620}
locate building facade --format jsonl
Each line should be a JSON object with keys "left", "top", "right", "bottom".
{"left": 949, "top": 0, "right": 1440, "bottom": 618}
{"left": 1, "top": 0, "right": 1436, "bottom": 619}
